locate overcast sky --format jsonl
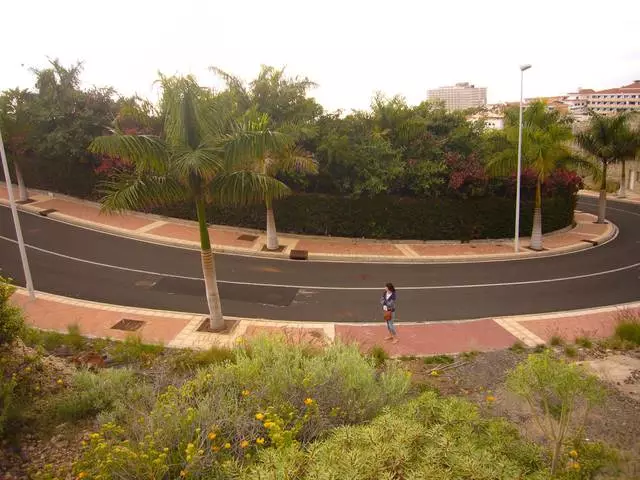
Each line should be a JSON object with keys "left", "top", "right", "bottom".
{"left": 3, "top": 0, "right": 639, "bottom": 112}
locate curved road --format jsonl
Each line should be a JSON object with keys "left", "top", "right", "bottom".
{"left": 0, "top": 197, "right": 638, "bottom": 322}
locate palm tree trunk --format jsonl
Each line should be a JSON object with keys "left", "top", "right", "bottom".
{"left": 597, "top": 162, "right": 608, "bottom": 223}
{"left": 618, "top": 158, "right": 626, "bottom": 198}
{"left": 265, "top": 197, "right": 279, "bottom": 251}
{"left": 530, "top": 177, "right": 543, "bottom": 251}
{"left": 196, "top": 198, "right": 224, "bottom": 331}
{"left": 14, "top": 162, "right": 28, "bottom": 201}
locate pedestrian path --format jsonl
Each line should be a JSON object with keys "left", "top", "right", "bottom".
{"left": 11, "top": 288, "right": 640, "bottom": 356}
{"left": 0, "top": 184, "right": 616, "bottom": 262}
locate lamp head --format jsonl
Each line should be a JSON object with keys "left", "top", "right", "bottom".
{"left": 520, "top": 64, "right": 532, "bottom": 71}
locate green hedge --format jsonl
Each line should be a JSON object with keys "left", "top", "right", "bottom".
{"left": 156, "top": 192, "right": 576, "bottom": 241}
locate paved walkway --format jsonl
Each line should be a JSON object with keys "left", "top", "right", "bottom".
{"left": 10, "top": 288, "right": 640, "bottom": 356}
{"left": 0, "top": 184, "right": 616, "bottom": 262}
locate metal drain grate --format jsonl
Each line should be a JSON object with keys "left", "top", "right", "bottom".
{"left": 237, "top": 234, "right": 258, "bottom": 242}
{"left": 111, "top": 319, "right": 145, "bottom": 331}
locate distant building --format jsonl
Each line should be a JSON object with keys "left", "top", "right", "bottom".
{"left": 565, "top": 81, "right": 640, "bottom": 121}
{"left": 467, "top": 107, "right": 504, "bottom": 130}
{"left": 427, "top": 82, "right": 487, "bottom": 111}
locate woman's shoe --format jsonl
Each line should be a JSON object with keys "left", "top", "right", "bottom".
{"left": 384, "top": 336, "right": 393, "bottom": 340}
{"left": 391, "top": 338, "right": 399, "bottom": 344}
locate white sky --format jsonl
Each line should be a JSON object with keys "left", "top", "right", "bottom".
{"left": 3, "top": 0, "right": 639, "bottom": 112}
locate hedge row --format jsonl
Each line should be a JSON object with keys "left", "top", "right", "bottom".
{"left": 156, "top": 192, "right": 577, "bottom": 241}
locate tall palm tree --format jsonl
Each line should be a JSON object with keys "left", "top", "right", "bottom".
{"left": 489, "top": 101, "right": 589, "bottom": 250}
{"left": 0, "top": 88, "right": 33, "bottom": 201}
{"left": 575, "top": 112, "right": 639, "bottom": 221}
{"left": 88, "top": 75, "right": 290, "bottom": 330}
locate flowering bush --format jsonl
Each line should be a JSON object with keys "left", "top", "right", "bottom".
{"left": 73, "top": 336, "right": 410, "bottom": 479}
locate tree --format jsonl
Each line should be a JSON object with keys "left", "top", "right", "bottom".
{"left": 489, "top": 101, "right": 588, "bottom": 250}
{"left": 575, "top": 112, "right": 639, "bottom": 221}
{"left": 0, "top": 88, "right": 34, "bottom": 200}
{"left": 88, "top": 75, "right": 290, "bottom": 330}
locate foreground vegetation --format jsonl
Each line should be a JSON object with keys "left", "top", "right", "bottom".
{"left": 3, "top": 280, "right": 640, "bottom": 479}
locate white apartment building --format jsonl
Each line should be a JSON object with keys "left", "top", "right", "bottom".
{"left": 565, "top": 81, "right": 640, "bottom": 120}
{"left": 427, "top": 82, "right": 487, "bottom": 111}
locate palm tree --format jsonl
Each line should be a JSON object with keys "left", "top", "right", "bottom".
{"left": 575, "top": 112, "right": 639, "bottom": 221}
{"left": 0, "top": 88, "right": 33, "bottom": 201}
{"left": 489, "top": 101, "right": 590, "bottom": 250}
{"left": 88, "top": 75, "right": 290, "bottom": 330}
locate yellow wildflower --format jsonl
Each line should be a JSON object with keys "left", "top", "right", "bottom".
{"left": 241, "top": 389, "right": 251, "bottom": 397}
{"left": 486, "top": 395, "right": 496, "bottom": 403}
{"left": 240, "top": 440, "right": 249, "bottom": 448}
{"left": 25, "top": 367, "right": 31, "bottom": 374}
{"left": 180, "top": 470, "right": 187, "bottom": 477}
{"left": 224, "top": 442, "right": 231, "bottom": 449}
{"left": 256, "top": 437, "right": 265, "bottom": 445}
{"left": 208, "top": 432, "right": 217, "bottom": 440}
{"left": 263, "top": 421, "right": 274, "bottom": 429}
{"left": 304, "top": 398, "right": 314, "bottom": 406}
{"left": 569, "top": 449, "right": 578, "bottom": 458}
{"left": 76, "top": 472, "right": 88, "bottom": 479}
{"left": 572, "top": 463, "right": 581, "bottom": 471}
{"left": 211, "top": 446, "right": 220, "bottom": 452}
{"left": 56, "top": 379, "right": 64, "bottom": 385}
{"left": 430, "top": 370, "right": 440, "bottom": 376}
{"left": 255, "top": 413, "right": 265, "bottom": 421}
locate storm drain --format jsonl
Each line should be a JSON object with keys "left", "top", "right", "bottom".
{"left": 237, "top": 234, "right": 258, "bottom": 242}
{"left": 38, "top": 208, "right": 58, "bottom": 217}
{"left": 111, "top": 319, "right": 145, "bottom": 331}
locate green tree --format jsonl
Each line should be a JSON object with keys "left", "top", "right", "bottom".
{"left": 88, "top": 75, "right": 290, "bottom": 330}
{"left": 576, "top": 112, "right": 639, "bottom": 219}
{"left": 489, "top": 101, "right": 587, "bottom": 250}
{"left": 0, "top": 88, "right": 34, "bottom": 200}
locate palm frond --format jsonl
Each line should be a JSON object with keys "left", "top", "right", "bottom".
{"left": 98, "top": 172, "right": 188, "bottom": 212}
{"left": 205, "top": 171, "right": 291, "bottom": 206}
{"left": 209, "top": 66, "right": 252, "bottom": 111}
{"left": 88, "top": 132, "right": 169, "bottom": 173}
{"left": 220, "top": 124, "right": 294, "bottom": 168}
{"left": 266, "top": 146, "right": 317, "bottom": 176}
{"left": 172, "top": 146, "right": 224, "bottom": 180}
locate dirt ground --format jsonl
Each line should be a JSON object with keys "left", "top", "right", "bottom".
{"left": 405, "top": 347, "right": 640, "bottom": 478}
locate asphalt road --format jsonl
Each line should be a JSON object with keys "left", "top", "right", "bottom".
{"left": 0, "top": 197, "right": 638, "bottom": 322}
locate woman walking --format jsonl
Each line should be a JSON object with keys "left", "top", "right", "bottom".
{"left": 381, "top": 283, "right": 398, "bottom": 343}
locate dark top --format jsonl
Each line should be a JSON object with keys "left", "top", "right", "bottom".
{"left": 380, "top": 291, "right": 397, "bottom": 312}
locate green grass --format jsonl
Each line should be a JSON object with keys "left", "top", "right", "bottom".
{"left": 66, "top": 324, "right": 86, "bottom": 352}
{"left": 460, "top": 351, "right": 479, "bottom": 361}
{"left": 533, "top": 344, "right": 547, "bottom": 353}
{"left": 423, "top": 354, "right": 454, "bottom": 365}
{"left": 575, "top": 336, "right": 593, "bottom": 349}
{"left": 564, "top": 345, "right": 578, "bottom": 358}
{"left": 614, "top": 313, "right": 640, "bottom": 346}
{"left": 368, "top": 345, "right": 389, "bottom": 367}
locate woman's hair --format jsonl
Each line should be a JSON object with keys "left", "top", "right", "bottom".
{"left": 385, "top": 283, "right": 395, "bottom": 292}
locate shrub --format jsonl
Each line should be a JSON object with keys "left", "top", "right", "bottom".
{"left": 0, "top": 277, "right": 25, "bottom": 345}
{"left": 244, "top": 392, "right": 545, "bottom": 479}
{"left": 564, "top": 345, "right": 578, "bottom": 358}
{"left": 423, "top": 354, "right": 454, "bottom": 365}
{"left": 156, "top": 191, "right": 577, "bottom": 241}
{"left": 574, "top": 336, "right": 593, "bottom": 349}
{"left": 507, "top": 350, "right": 605, "bottom": 475}
{"left": 368, "top": 345, "right": 389, "bottom": 367}
{"left": 549, "top": 335, "right": 565, "bottom": 346}
{"left": 74, "top": 336, "right": 410, "bottom": 479}
{"left": 613, "top": 311, "right": 640, "bottom": 345}
{"left": 53, "top": 369, "right": 142, "bottom": 422}
{"left": 21, "top": 328, "right": 67, "bottom": 352}
{"left": 510, "top": 340, "right": 527, "bottom": 353}
{"left": 110, "top": 335, "right": 164, "bottom": 365}
{"left": 66, "top": 323, "right": 86, "bottom": 352}
{"left": 168, "top": 345, "right": 236, "bottom": 373}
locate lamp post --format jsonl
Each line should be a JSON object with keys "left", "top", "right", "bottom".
{"left": 514, "top": 63, "right": 532, "bottom": 253}
{"left": 0, "top": 128, "right": 35, "bottom": 297}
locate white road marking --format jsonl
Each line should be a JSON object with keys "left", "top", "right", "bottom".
{"left": 1, "top": 234, "right": 639, "bottom": 291}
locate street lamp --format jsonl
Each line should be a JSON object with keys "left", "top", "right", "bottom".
{"left": 514, "top": 63, "right": 532, "bottom": 253}
{"left": 0, "top": 128, "right": 35, "bottom": 297}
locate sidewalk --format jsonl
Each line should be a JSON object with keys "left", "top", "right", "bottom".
{"left": 0, "top": 184, "right": 616, "bottom": 262}
{"left": 10, "top": 288, "right": 640, "bottom": 357}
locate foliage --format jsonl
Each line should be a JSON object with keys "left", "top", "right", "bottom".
{"left": 53, "top": 368, "right": 141, "bottom": 422}
{"left": 65, "top": 323, "right": 86, "bottom": 352}
{"left": 110, "top": 335, "right": 164, "bottom": 365}
{"left": 510, "top": 340, "right": 527, "bottom": 353}
{"left": 613, "top": 310, "right": 640, "bottom": 345}
{"left": 0, "top": 277, "right": 25, "bottom": 345}
{"left": 422, "top": 354, "right": 454, "bottom": 365}
{"left": 73, "top": 336, "right": 410, "bottom": 479}
{"left": 550, "top": 335, "right": 565, "bottom": 347}
{"left": 157, "top": 190, "right": 577, "bottom": 241}
{"left": 506, "top": 350, "right": 606, "bottom": 475}
{"left": 368, "top": 345, "right": 389, "bottom": 367}
{"left": 168, "top": 345, "right": 236, "bottom": 373}
{"left": 574, "top": 337, "right": 593, "bottom": 349}
{"left": 244, "top": 392, "right": 547, "bottom": 479}
{"left": 564, "top": 345, "right": 578, "bottom": 358}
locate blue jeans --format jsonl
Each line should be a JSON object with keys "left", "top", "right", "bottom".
{"left": 385, "top": 311, "right": 397, "bottom": 336}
